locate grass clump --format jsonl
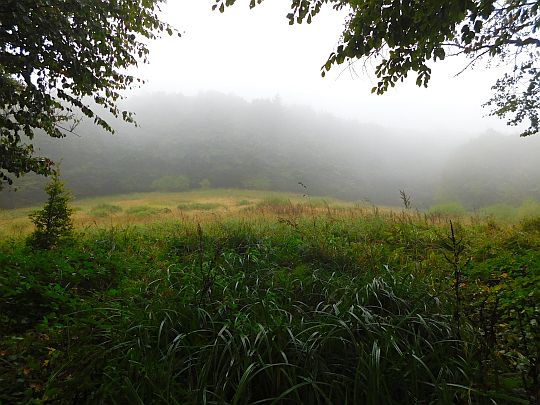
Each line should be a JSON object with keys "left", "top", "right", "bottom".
{"left": 89, "top": 203, "right": 122, "bottom": 217}
{"left": 256, "top": 196, "right": 292, "bottom": 208}
{"left": 126, "top": 205, "right": 171, "bottom": 216}
{"left": 521, "top": 216, "right": 540, "bottom": 232}
{"left": 177, "top": 202, "right": 222, "bottom": 211}
{"left": 104, "top": 270, "right": 469, "bottom": 404}
{"left": 428, "top": 201, "right": 467, "bottom": 216}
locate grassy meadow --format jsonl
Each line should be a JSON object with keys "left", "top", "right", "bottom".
{"left": 0, "top": 190, "right": 539, "bottom": 404}
{"left": 0, "top": 189, "right": 353, "bottom": 239}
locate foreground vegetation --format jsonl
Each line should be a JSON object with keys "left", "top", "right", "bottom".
{"left": 1, "top": 193, "right": 539, "bottom": 404}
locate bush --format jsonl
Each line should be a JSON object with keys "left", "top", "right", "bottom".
{"left": 428, "top": 201, "right": 467, "bottom": 216}
{"left": 126, "top": 206, "right": 171, "bottom": 216}
{"left": 177, "top": 202, "right": 222, "bottom": 211}
{"left": 256, "top": 197, "right": 291, "bottom": 208}
{"left": 89, "top": 204, "right": 122, "bottom": 217}
{"left": 199, "top": 178, "right": 211, "bottom": 189}
{"left": 27, "top": 174, "right": 74, "bottom": 249}
{"left": 151, "top": 175, "right": 190, "bottom": 192}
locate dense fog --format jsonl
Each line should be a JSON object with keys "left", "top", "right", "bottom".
{"left": 2, "top": 92, "right": 539, "bottom": 209}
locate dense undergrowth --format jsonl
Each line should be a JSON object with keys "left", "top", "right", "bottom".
{"left": 0, "top": 207, "right": 538, "bottom": 404}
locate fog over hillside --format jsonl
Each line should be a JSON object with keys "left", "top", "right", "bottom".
{"left": 2, "top": 92, "right": 539, "bottom": 209}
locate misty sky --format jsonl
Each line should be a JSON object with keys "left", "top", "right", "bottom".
{"left": 130, "top": 0, "right": 516, "bottom": 139}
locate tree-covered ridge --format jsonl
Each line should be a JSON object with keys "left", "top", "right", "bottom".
{"left": 2, "top": 93, "right": 539, "bottom": 210}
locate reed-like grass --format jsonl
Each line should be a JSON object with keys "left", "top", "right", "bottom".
{"left": 98, "top": 268, "right": 472, "bottom": 404}
{"left": 0, "top": 192, "right": 538, "bottom": 404}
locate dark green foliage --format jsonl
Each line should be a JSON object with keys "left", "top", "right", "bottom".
{"left": 177, "top": 202, "right": 222, "bottom": 211}
{"left": 0, "top": 244, "right": 120, "bottom": 334}
{"left": 1, "top": 215, "right": 539, "bottom": 403}
{"left": 89, "top": 204, "right": 123, "bottom": 218}
{"left": 126, "top": 206, "right": 171, "bottom": 216}
{"left": 0, "top": 0, "right": 176, "bottom": 187}
{"left": 3, "top": 95, "right": 540, "bottom": 210}
{"left": 460, "top": 242, "right": 540, "bottom": 402}
{"left": 27, "top": 174, "right": 73, "bottom": 249}
{"left": 104, "top": 272, "right": 468, "bottom": 404}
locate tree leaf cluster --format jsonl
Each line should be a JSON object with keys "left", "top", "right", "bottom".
{"left": 0, "top": 0, "right": 177, "bottom": 188}
{"left": 217, "top": 0, "right": 540, "bottom": 136}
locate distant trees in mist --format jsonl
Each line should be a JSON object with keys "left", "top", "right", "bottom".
{"left": 1, "top": 93, "right": 539, "bottom": 210}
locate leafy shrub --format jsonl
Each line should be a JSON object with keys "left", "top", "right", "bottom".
{"left": 126, "top": 206, "right": 171, "bottom": 216}
{"left": 428, "top": 201, "right": 467, "bottom": 216}
{"left": 199, "top": 178, "right": 211, "bottom": 189}
{"left": 89, "top": 203, "right": 122, "bottom": 217}
{"left": 27, "top": 174, "right": 73, "bottom": 249}
{"left": 151, "top": 175, "right": 190, "bottom": 192}
{"left": 177, "top": 202, "right": 222, "bottom": 211}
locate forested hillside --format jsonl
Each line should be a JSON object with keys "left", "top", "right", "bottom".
{"left": 437, "top": 134, "right": 540, "bottom": 208}
{"left": 2, "top": 93, "right": 539, "bottom": 209}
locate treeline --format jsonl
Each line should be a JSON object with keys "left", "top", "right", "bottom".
{"left": 436, "top": 134, "right": 540, "bottom": 208}
{"left": 1, "top": 92, "right": 539, "bottom": 209}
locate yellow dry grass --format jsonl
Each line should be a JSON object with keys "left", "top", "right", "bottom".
{"left": 0, "top": 189, "right": 358, "bottom": 238}
{"left": 1, "top": 188, "right": 474, "bottom": 240}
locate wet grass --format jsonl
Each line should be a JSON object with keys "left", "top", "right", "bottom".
{"left": 177, "top": 202, "right": 224, "bottom": 211}
{"left": 0, "top": 191, "right": 538, "bottom": 404}
{"left": 0, "top": 189, "right": 356, "bottom": 239}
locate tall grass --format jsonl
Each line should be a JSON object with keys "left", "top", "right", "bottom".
{"left": 0, "top": 195, "right": 538, "bottom": 404}
{"left": 114, "top": 297, "right": 463, "bottom": 403}
{"left": 93, "top": 238, "right": 472, "bottom": 404}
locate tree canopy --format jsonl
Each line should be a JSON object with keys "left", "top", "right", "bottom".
{"left": 0, "top": 0, "right": 176, "bottom": 188}
{"left": 216, "top": 0, "right": 540, "bottom": 136}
